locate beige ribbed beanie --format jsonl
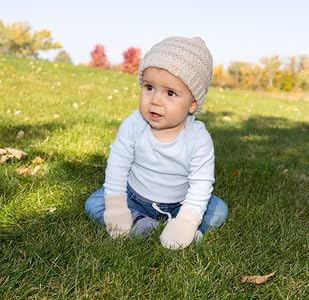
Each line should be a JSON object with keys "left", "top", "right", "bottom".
{"left": 138, "top": 36, "right": 213, "bottom": 112}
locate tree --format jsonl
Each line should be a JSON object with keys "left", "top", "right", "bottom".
{"left": 239, "top": 63, "right": 262, "bottom": 89}
{"left": 0, "top": 20, "right": 61, "bottom": 58}
{"left": 260, "top": 55, "right": 281, "bottom": 89}
{"left": 212, "top": 64, "right": 235, "bottom": 88}
{"left": 296, "top": 55, "right": 309, "bottom": 90}
{"left": 121, "top": 47, "right": 141, "bottom": 74}
{"left": 228, "top": 61, "right": 243, "bottom": 87}
{"left": 277, "top": 56, "right": 297, "bottom": 91}
{"left": 212, "top": 64, "right": 224, "bottom": 87}
{"left": 0, "top": 20, "right": 10, "bottom": 54}
{"left": 54, "top": 50, "right": 72, "bottom": 64}
{"left": 89, "top": 44, "right": 110, "bottom": 68}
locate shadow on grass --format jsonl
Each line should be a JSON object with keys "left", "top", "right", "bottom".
{"left": 198, "top": 111, "right": 309, "bottom": 216}
{"left": 0, "top": 118, "right": 121, "bottom": 202}
{"left": 198, "top": 111, "right": 308, "bottom": 178}
{"left": 0, "top": 121, "right": 67, "bottom": 146}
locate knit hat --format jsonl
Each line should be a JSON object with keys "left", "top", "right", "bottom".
{"left": 138, "top": 36, "right": 213, "bottom": 112}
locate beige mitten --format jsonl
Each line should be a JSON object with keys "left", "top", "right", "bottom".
{"left": 160, "top": 206, "right": 201, "bottom": 250}
{"left": 103, "top": 194, "right": 133, "bottom": 238}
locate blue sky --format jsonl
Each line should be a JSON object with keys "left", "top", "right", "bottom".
{"left": 1, "top": 0, "right": 308, "bottom": 65}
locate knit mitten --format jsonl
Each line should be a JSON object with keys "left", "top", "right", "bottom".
{"left": 160, "top": 206, "right": 201, "bottom": 250}
{"left": 103, "top": 194, "right": 133, "bottom": 238}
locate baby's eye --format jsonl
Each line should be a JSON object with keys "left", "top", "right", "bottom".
{"left": 167, "top": 90, "right": 177, "bottom": 97}
{"left": 144, "top": 84, "right": 153, "bottom": 91}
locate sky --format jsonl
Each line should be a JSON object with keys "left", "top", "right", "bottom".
{"left": 1, "top": 0, "right": 309, "bottom": 66}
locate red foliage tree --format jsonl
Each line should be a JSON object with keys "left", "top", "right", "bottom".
{"left": 121, "top": 47, "right": 141, "bottom": 74}
{"left": 89, "top": 44, "right": 110, "bottom": 68}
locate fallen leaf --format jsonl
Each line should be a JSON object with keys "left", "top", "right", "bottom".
{"left": 4, "top": 148, "right": 27, "bottom": 159}
{"left": 241, "top": 272, "right": 275, "bottom": 284}
{"left": 0, "top": 155, "right": 11, "bottom": 163}
{"left": 32, "top": 156, "right": 44, "bottom": 164}
{"left": 233, "top": 169, "right": 241, "bottom": 177}
{"left": 17, "top": 166, "right": 32, "bottom": 175}
{"left": 16, "top": 130, "right": 25, "bottom": 139}
{"left": 31, "top": 165, "right": 41, "bottom": 175}
{"left": 17, "top": 165, "right": 41, "bottom": 176}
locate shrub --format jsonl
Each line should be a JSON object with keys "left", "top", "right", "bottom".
{"left": 120, "top": 47, "right": 141, "bottom": 74}
{"left": 89, "top": 44, "right": 110, "bottom": 69}
{"left": 54, "top": 50, "right": 72, "bottom": 64}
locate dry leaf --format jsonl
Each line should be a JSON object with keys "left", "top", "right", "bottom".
{"left": 31, "top": 165, "right": 41, "bottom": 175}
{"left": 16, "top": 130, "right": 25, "bottom": 139}
{"left": 0, "top": 148, "right": 27, "bottom": 162}
{"left": 233, "top": 169, "right": 241, "bottom": 177}
{"left": 17, "top": 166, "right": 32, "bottom": 175}
{"left": 0, "top": 155, "right": 11, "bottom": 163}
{"left": 0, "top": 148, "right": 7, "bottom": 155}
{"left": 241, "top": 272, "right": 275, "bottom": 284}
{"left": 5, "top": 148, "right": 27, "bottom": 159}
{"left": 32, "top": 156, "right": 44, "bottom": 164}
{"left": 17, "top": 165, "right": 41, "bottom": 176}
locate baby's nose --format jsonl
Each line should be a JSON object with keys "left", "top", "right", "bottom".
{"left": 151, "top": 91, "right": 163, "bottom": 106}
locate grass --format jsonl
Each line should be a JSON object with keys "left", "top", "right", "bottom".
{"left": 0, "top": 55, "right": 308, "bottom": 299}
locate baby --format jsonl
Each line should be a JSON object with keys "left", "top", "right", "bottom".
{"left": 85, "top": 36, "right": 228, "bottom": 249}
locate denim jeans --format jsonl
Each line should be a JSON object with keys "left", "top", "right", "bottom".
{"left": 85, "top": 184, "right": 228, "bottom": 234}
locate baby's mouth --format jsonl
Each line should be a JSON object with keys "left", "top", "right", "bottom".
{"left": 150, "top": 111, "right": 163, "bottom": 120}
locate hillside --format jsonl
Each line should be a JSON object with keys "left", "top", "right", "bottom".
{"left": 0, "top": 56, "right": 308, "bottom": 299}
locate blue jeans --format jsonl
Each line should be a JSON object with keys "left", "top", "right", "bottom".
{"left": 85, "top": 185, "right": 228, "bottom": 234}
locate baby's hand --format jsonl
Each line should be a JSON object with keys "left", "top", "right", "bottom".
{"left": 104, "top": 194, "right": 133, "bottom": 238}
{"left": 160, "top": 206, "right": 201, "bottom": 250}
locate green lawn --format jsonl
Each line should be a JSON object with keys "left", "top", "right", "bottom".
{"left": 0, "top": 56, "right": 308, "bottom": 299}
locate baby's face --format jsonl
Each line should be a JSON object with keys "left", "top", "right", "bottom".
{"left": 140, "top": 67, "right": 197, "bottom": 139}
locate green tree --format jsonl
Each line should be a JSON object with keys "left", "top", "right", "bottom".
{"left": 54, "top": 50, "right": 72, "bottom": 64}
{"left": 0, "top": 20, "right": 61, "bottom": 58}
{"left": 277, "top": 56, "right": 297, "bottom": 91}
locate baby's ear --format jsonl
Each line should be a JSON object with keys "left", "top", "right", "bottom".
{"left": 189, "top": 99, "right": 198, "bottom": 114}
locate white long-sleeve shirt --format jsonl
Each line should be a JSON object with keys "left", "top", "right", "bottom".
{"left": 104, "top": 110, "right": 215, "bottom": 219}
